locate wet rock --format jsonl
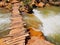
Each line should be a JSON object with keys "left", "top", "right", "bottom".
{"left": 6, "top": 0, "right": 10, "bottom": 3}
{"left": 28, "top": 27, "right": 45, "bottom": 39}
{"left": 27, "top": 36, "right": 54, "bottom": 45}
{"left": 32, "top": 4, "right": 37, "bottom": 8}
{"left": 45, "top": 3, "right": 50, "bottom": 7}
{"left": 11, "top": 0, "right": 19, "bottom": 3}
{"left": 47, "top": 0, "right": 60, "bottom": 6}
{"left": 0, "top": 2, "right": 5, "bottom": 7}
{"left": 31, "top": 0, "right": 60, "bottom": 7}
{"left": 35, "top": 0, "right": 41, "bottom": 3}
{"left": 49, "top": 2, "right": 60, "bottom": 6}
{"left": 24, "top": 4, "right": 33, "bottom": 14}
{"left": 5, "top": 3, "right": 12, "bottom": 10}
{"left": 36, "top": 2, "right": 45, "bottom": 8}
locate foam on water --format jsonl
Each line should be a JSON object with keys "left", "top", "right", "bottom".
{"left": 33, "top": 9, "right": 60, "bottom": 36}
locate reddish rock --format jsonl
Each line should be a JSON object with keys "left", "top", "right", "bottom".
{"left": 36, "top": 2, "right": 45, "bottom": 8}
{"left": 27, "top": 36, "right": 55, "bottom": 45}
{"left": 45, "top": 3, "right": 50, "bottom": 7}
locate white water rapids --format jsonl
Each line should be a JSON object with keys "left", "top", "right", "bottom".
{"left": 0, "top": 13, "right": 11, "bottom": 32}
{"left": 33, "top": 9, "right": 60, "bottom": 36}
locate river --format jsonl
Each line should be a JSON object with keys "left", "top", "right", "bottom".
{"left": 33, "top": 7, "right": 60, "bottom": 45}
{"left": 24, "top": 6, "right": 60, "bottom": 45}
{"left": 0, "top": 6, "right": 60, "bottom": 45}
{"left": 0, "top": 8, "right": 11, "bottom": 38}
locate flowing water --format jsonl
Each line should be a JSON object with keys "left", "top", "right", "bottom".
{"left": 23, "top": 6, "right": 60, "bottom": 45}
{"left": 0, "top": 6, "right": 60, "bottom": 45}
{"left": 0, "top": 8, "right": 11, "bottom": 38}
{"left": 33, "top": 7, "right": 60, "bottom": 45}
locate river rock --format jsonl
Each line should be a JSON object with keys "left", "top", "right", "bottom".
{"left": 45, "top": 3, "right": 50, "bottom": 7}
{"left": 0, "top": 2, "right": 5, "bottom": 7}
{"left": 36, "top": 2, "right": 45, "bottom": 8}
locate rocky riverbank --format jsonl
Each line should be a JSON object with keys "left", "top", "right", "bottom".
{"left": 0, "top": 0, "right": 60, "bottom": 14}
{"left": 0, "top": 0, "right": 60, "bottom": 45}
